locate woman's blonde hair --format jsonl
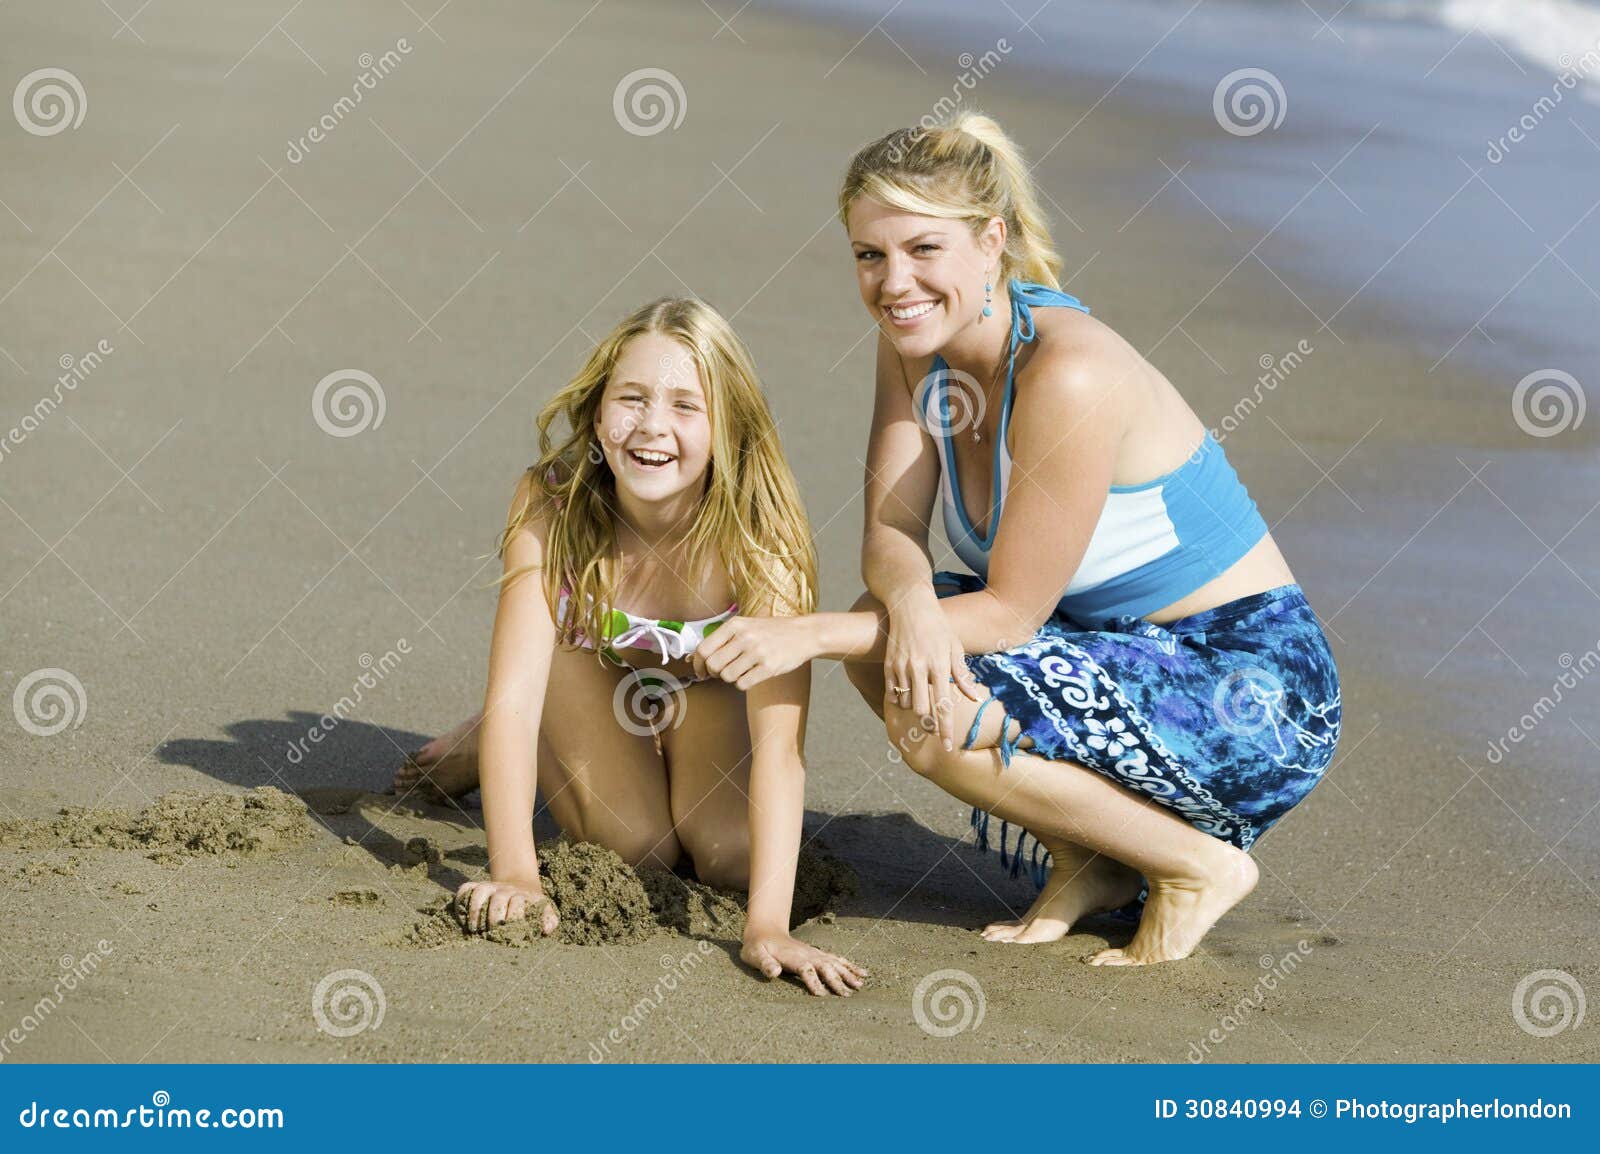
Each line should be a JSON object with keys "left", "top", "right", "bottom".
{"left": 837, "top": 111, "right": 1062, "bottom": 288}
{"left": 494, "top": 297, "right": 817, "bottom": 654}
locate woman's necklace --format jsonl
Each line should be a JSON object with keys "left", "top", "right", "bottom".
{"left": 971, "top": 339, "right": 1010, "bottom": 443}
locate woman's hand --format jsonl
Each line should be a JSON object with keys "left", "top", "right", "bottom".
{"left": 691, "top": 615, "right": 816, "bottom": 691}
{"left": 884, "top": 590, "right": 987, "bottom": 751}
{"left": 741, "top": 934, "right": 869, "bottom": 997}
{"left": 454, "top": 877, "right": 559, "bottom": 937}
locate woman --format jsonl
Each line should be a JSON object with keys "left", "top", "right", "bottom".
{"left": 692, "top": 113, "right": 1341, "bottom": 966}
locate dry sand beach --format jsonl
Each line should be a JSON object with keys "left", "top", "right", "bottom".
{"left": 1, "top": 0, "right": 1597, "bottom": 1063}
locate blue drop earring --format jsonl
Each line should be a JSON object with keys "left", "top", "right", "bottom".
{"left": 982, "top": 274, "right": 993, "bottom": 320}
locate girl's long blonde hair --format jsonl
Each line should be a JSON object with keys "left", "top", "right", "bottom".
{"left": 837, "top": 111, "right": 1063, "bottom": 288}
{"left": 494, "top": 297, "right": 817, "bottom": 654}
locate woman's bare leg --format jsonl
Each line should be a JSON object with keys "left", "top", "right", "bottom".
{"left": 979, "top": 836, "right": 1142, "bottom": 943}
{"left": 887, "top": 687, "right": 1257, "bottom": 965}
{"left": 843, "top": 588, "right": 1145, "bottom": 942}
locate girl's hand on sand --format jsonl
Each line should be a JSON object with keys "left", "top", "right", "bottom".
{"left": 741, "top": 934, "right": 868, "bottom": 997}
{"left": 884, "top": 594, "right": 986, "bottom": 751}
{"left": 454, "top": 878, "right": 559, "bottom": 936}
{"left": 691, "top": 616, "right": 816, "bottom": 690}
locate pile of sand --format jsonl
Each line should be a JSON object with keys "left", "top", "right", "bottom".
{"left": 403, "top": 838, "right": 856, "bottom": 949}
{"left": 0, "top": 786, "right": 318, "bottom": 862}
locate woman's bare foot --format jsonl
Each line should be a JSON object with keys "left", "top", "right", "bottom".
{"left": 981, "top": 842, "right": 1143, "bottom": 944}
{"left": 392, "top": 711, "right": 483, "bottom": 803}
{"left": 1088, "top": 843, "right": 1259, "bottom": 966}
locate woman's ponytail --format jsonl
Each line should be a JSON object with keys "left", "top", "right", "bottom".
{"left": 838, "top": 111, "right": 1064, "bottom": 288}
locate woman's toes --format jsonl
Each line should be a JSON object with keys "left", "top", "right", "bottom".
{"left": 1006, "top": 916, "right": 1072, "bottom": 944}
{"left": 981, "top": 920, "right": 1025, "bottom": 942}
{"left": 1088, "top": 947, "right": 1141, "bottom": 966}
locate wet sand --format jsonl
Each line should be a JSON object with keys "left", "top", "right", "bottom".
{"left": 1, "top": 0, "right": 1596, "bottom": 1062}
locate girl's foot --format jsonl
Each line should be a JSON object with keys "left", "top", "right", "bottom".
{"left": 392, "top": 712, "right": 483, "bottom": 803}
{"left": 981, "top": 843, "right": 1143, "bottom": 944}
{"left": 1089, "top": 844, "right": 1258, "bottom": 966}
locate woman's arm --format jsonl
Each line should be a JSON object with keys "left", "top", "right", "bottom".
{"left": 460, "top": 471, "right": 560, "bottom": 933}
{"left": 703, "top": 345, "right": 1128, "bottom": 683}
{"left": 739, "top": 662, "right": 868, "bottom": 997}
{"left": 861, "top": 332, "right": 943, "bottom": 612}
{"left": 942, "top": 344, "right": 1129, "bottom": 647}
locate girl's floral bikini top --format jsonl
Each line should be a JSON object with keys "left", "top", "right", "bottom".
{"left": 555, "top": 582, "right": 737, "bottom": 668}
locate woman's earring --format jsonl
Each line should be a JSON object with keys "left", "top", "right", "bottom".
{"left": 982, "top": 276, "right": 993, "bottom": 320}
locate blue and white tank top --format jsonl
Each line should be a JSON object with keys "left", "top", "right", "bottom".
{"left": 922, "top": 280, "right": 1268, "bottom": 623}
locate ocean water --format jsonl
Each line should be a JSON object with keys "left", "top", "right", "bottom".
{"left": 759, "top": 0, "right": 1600, "bottom": 380}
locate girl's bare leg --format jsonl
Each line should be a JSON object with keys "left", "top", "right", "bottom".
{"left": 531, "top": 646, "right": 682, "bottom": 870}
{"left": 886, "top": 687, "right": 1258, "bottom": 965}
{"left": 399, "top": 647, "right": 681, "bottom": 868}
{"left": 393, "top": 712, "right": 482, "bottom": 802}
{"left": 658, "top": 677, "right": 754, "bottom": 890}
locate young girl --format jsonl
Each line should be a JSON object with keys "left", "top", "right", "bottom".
{"left": 396, "top": 298, "right": 866, "bottom": 997}
{"left": 692, "top": 113, "right": 1341, "bottom": 967}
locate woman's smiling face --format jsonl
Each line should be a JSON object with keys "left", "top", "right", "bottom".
{"left": 594, "top": 332, "right": 713, "bottom": 507}
{"left": 847, "top": 197, "right": 1004, "bottom": 359}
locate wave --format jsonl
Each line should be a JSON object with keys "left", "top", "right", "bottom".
{"left": 1360, "top": 0, "right": 1600, "bottom": 92}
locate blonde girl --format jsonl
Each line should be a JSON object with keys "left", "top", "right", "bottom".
{"left": 396, "top": 297, "right": 866, "bottom": 996}
{"left": 692, "top": 114, "right": 1340, "bottom": 967}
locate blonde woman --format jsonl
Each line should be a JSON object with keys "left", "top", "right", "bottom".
{"left": 693, "top": 114, "right": 1341, "bottom": 967}
{"left": 395, "top": 298, "right": 866, "bottom": 997}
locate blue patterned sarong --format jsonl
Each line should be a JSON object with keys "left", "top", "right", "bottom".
{"left": 933, "top": 573, "right": 1341, "bottom": 887}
